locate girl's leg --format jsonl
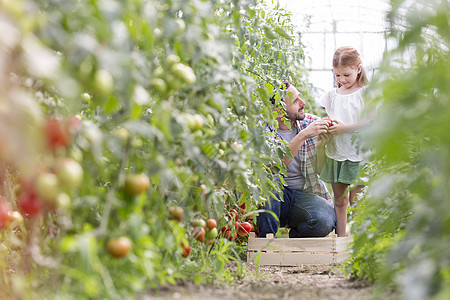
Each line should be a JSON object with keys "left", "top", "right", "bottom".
{"left": 332, "top": 182, "right": 349, "bottom": 237}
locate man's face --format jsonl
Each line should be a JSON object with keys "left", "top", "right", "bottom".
{"left": 284, "top": 85, "right": 306, "bottom": 121}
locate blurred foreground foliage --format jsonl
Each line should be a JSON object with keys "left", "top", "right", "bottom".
{"left": 0, "top": 0, "right": 315, "bottom": 298}
{"left": 347, "top": 1, "right": 450, "bottom": 299}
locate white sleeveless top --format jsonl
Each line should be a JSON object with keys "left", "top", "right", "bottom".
{"left": 319, "top": 87, "right": 367, "bottom": 162}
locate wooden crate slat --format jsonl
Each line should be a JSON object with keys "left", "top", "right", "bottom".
{"left": 335, "top": 238, "right": 352, "bottom": 252}
{"left": 247, "top": 251, "right": 349, "bottom": 266}
{"left": 246, "top": 232, "right": 352, "bottom": 266}
{"left": 247, "top": 237, "right": 336, "bottom": 252}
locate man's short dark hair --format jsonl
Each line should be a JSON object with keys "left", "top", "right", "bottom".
{"left": 270, "top": 78, "right": 291, "bottom": 104}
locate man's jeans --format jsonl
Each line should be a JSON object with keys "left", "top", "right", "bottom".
{"left": 257, "top": 186, "right": 337, "bottom": 238}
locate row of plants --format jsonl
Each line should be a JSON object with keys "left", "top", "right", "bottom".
{"left": 0, "top": 0, "right": 316, "bottom": 298}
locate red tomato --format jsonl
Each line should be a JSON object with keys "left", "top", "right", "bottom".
{"left": 0, "top": 201, "right": 12, "bottom": 229}
{"left": 238, "top": 222, "right": 253, "bottom": 237}
{"left": 228, "top": 209, "right": 239, "bottom": 222}
{"left": 44, "top": 117, "right": 71, "bottom": 151}
{"left": 18, "top": 192, "right": 43, "bottom": 218}
{"left": 234, "top": 221, "right": 240, "bottom": 230}
{"left": 106, "top": 236, "right": 132, "bottom": 258}
{"left": 181, "top": 242, "right": 191, "bottom": 258}
{"left": 224, "top": 229, "right": 236, "bottom": 241}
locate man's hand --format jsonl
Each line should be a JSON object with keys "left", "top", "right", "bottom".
{"left": 302, "top": 119, "right": 330, "bottom": 139}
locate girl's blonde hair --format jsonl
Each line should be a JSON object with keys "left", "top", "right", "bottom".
{"left": 333, "top": 46, "right": 369, "bottom": 87}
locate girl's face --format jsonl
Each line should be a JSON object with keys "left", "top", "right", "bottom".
{"left": 333, "top": 65, "right": 361, "bottom": 90}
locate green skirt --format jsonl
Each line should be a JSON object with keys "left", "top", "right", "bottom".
{"left": 320, "top": 157, "right": 361, "bottom": 185}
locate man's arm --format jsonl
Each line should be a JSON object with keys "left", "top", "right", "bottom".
{"left": 283, "top": 120, "right": 330, "bottom": 166}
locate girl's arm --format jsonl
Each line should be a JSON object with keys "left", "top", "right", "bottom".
{"left": 328, "top": 109, "right": 377, "bottom": 136}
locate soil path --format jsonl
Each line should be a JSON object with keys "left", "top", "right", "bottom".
{"left": 149, "top": 264, "right": 374, "bottom": 300}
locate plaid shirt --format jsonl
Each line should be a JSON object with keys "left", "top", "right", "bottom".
{"left": 268, "top": 113, "right": 332, "bottom": 203}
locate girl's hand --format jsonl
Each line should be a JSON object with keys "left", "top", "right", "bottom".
{"left": 327, "top": 120, "right": 346, "bottom": 136}
{"left": 317, "top": 132, "right": 332, "bottom": 148}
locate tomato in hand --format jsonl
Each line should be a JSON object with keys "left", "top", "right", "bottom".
{"left": 322, "top": 117, "right": 334, "bottom": 126}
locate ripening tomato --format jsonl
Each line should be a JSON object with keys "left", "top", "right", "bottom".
{"left": 44, "top": 117, "right": 71, "bottom": 151}
{"left": 193, "top": 227, "right": 206, "bottom": 242}
{"left": 124, "top": 173, "right": 150, "bottom": 196}
{"left": 181, "top": 242, "right": 191, "bottom": 258}
{"left": 106, "top": 236, "right": 132, "bottom": 258}
{"left": 168, "top": 206, "right": 184, "bottom": 222}
{"left": 193, "top": 219, "right": 206, "bottom": 228}
{"left": 206, "top": 219, "right": 217, "bottom": 230}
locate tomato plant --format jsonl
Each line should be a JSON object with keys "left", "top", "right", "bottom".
{"left": 0, "top": 0, "right": 315, "bottom": 298}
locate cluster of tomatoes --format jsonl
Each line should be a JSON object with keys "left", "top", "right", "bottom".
{"left": 168, "top": 201, "right": 257, "bottom": 258}
{"left": 220, "top": 205, "right": 255, "bottom": 244}
{"left": 13, "top": 116, "right": 84, "bottom": 219}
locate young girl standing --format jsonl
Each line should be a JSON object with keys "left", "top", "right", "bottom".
{"left": 319, "top": 46, "right": 375, "bottom": 237}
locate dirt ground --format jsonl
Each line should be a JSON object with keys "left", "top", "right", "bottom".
{"left": 148, "top": 263, "right": 378, "bottom": 300}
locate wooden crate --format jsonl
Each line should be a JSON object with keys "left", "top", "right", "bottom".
{"left": 247, "top": 232, "right": 352, "bottom": 266}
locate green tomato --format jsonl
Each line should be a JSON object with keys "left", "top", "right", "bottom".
{"left": 170, "top": 63, "right": 196, "bottom": 85}
{"left": 165, "top": 54, "right": 181, "bottom": 66}
{"left": 57, "top": 159, "right": 84, "bottom": 190}
{"left": 94, "top": 69, "right": 113, "bottom": 95}
{"left": 206, "top": 227, "right": 218, "bottom": 240}
{"left": 36, "top": 172, "right": 59, "bottom": 203}
{"left": 151, "top": 78, "right": 167, "bottom": 94}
